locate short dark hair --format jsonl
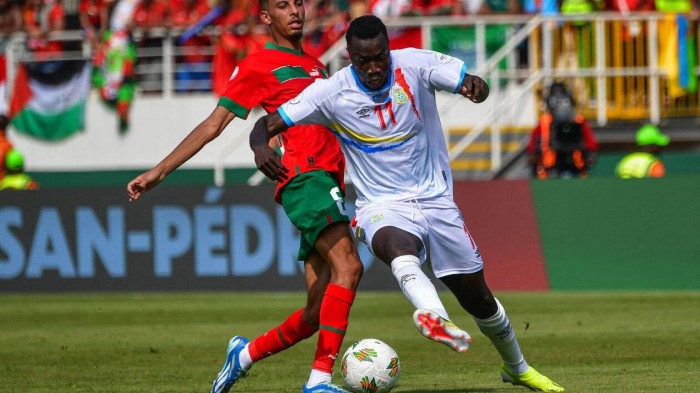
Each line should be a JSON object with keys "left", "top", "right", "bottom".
{"left": 259, "top": 0, "right": 268, "bottom": 9}
{"left": 346, "top": 15, "right": 388, "bottom": 47}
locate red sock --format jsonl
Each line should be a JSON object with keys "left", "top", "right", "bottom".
{"left": 248, "top": 308, "right": 316, "bottom": 362}
{"left": 312, "top": 284, "right": 356, "bottom": 373}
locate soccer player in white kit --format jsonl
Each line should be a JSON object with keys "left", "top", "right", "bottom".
{"left": 250, "top": 15, "right": 565, "bottom": 392}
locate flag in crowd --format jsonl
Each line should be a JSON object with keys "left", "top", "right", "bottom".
{"left": 92, "top": 30, "right": 137, "bottom": 133}
{"left": 177, "top": 5, "right": 226, "bottom": 45}
{"left": 91, "top": 0, "right": 139, "bottom": 133}
{"left": 9, "top": 60, "right": 91, "bottom": 141}
{"left": 658, "top": 14, "right": 698, "bottom": 99}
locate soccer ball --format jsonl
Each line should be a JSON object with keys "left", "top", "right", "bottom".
{"left": 340, "top": 338, "right": 400, "bottom": 393}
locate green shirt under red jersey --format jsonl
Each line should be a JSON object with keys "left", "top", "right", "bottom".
{"left": 217, "top": 42, "right": 345, "bottom": 202}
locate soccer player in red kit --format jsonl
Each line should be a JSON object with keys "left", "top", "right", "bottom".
{"left": 125, "top": 1, "right": 363, "bottom": 392}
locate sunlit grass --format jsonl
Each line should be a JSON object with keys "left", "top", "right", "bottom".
{"left": 1, "top": 291, "right": 698, "bottom": 392}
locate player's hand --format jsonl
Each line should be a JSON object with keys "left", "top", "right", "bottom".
{"left": 460, "top": 75, "right": 489, "bottom": 103}
{"left": 126, "top": 169, "right": 163, "bottom": 202}
{"left": 253, "top": 145, "right": 289, "bottom": 182}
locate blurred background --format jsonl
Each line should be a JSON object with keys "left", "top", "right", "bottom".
{"left": 0, "top": 0, "right": 697, "bottom": 185}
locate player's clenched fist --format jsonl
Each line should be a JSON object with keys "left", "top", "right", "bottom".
{"left": 459, "top": 75, "right": 489, "bottom": 103}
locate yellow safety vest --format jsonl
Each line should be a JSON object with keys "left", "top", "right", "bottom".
{"left": 615, "top": 152, "right": 664, "bottom": 179}
{"left": 0, "top": 173, "right": 34, "bottom": 190}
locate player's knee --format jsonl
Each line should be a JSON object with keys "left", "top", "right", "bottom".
{"left": 372, "top": 228, "right": 422, "bottom": 263}
{"left": 347, "top": 259, "right": 364, "bottom": 281}
{"left": 334, "top": 253, "right": 363, "bottom": 290}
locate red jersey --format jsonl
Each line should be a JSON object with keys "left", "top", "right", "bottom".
{"left": 218, "top": 42, "right": 345, "bottom": 203}
{"left": 133, "top": 0, "right": 170, "bottom": 28}
{"left": 170, "top": 0, "right": 209, "bottom": 25}
{"left": 79, "top": 0, "right": 107, "bottom": 30}
{"left": 24, "top": 4, "right": 65, "bottom": 55}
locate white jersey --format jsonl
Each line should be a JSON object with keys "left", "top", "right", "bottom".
{"left": 279, "top": 48, "right": 466, "bottom": 208}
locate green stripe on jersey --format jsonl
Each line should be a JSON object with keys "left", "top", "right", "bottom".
{"left": 273, "top": 66, "right": 310, "bottom": 83}
{"left": 218, "top": 97, "right": 250, "bottom": 119}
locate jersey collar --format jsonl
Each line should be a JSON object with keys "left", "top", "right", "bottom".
{"left": 350, "top": 53, "right": 395, "bottom": 104}
{"left": 264, "top": 42, "right": 304, "bottom": 56}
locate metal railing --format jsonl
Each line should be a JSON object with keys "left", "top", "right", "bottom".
{"left": 4, "top": 14, "right": 698, "bottom": 182}
{"left": 3, "top": 27, "right": 217, "bottom": 100}
{"left": 262, "top": 13, "right": 700, "bottom": 180}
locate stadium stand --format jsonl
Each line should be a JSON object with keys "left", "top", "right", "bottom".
{"left": 0, "top": 0, "right": 697, "bottom": 184}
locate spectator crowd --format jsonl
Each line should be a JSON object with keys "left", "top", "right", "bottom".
{"left": 0, "top": 0, "right": 353, "bottom": 98}
{"left": 0, "top": 0, "right": 696, "bottom": 97}
{"left": 0, "top": 0, "right": 695, "bottom": 185}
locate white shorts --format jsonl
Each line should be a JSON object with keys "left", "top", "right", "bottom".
{"left": 351, "top": 195, "right": 484, "bottom": 277}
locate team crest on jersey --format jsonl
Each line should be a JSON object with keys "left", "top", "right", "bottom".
{"left": 290, "top": 92, "right": 303, "bottom": 104}
{"left": 393, "top": 87, "right": 408, "bottom": 104}
{"left": 229, "top": 66, "right": 239, "bottom": 80}
{"left": 435, "top": 52, "right": 453, "bottom": 64}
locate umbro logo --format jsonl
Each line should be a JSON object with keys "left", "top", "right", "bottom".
{"left": 400, "top": 274, "right": 417, "bottom": 290}
{"left": 356, "top": 108, "right": 371, "bottom": 118}
{"left": 496, "top": 324, "right": 513, "bottom": 339}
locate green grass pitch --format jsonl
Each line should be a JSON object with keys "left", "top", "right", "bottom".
{"left": 1, "top": 291, "right": 699, "bottom": 392}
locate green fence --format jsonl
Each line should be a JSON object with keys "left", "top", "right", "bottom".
{"left": 532, "top": 176, "right": 700, "bottom": 290}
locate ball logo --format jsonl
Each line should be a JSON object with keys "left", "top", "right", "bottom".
{"left": 229, "top": 66, "right": 239, "bottom": 80}
{"left": 290, "top": 93, "right": 303, "bottom": 104}
{"left": 435, "top": 52, "right": 453, "bottom": 64}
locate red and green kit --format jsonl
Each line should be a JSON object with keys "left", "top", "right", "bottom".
{"left": 218, "top": 43, "right": 345, "bottom": 202}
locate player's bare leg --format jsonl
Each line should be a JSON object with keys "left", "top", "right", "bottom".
{"left": 441, "top": 272, "right": 564, "bottom": 392}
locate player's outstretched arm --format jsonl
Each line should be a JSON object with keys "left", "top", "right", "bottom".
{"left": 250, "top": 112, "right": 290, "bottom": 182}
{"left": 126, "top": 106, "right": 236, "bottom": 202}
{"left": 458, "top": 74, "right": 489, "bottom": 103}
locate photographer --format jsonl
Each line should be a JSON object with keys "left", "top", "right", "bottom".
{"left": 527, "top": 82, "right": 598, "bottom": 179}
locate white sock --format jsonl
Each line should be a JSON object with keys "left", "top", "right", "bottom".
{"left": 239, "top": 344, "right": 253, "bottom": 369}
{"left": 391, "top": 255, "right": 450, "bottom": 320}
{"left": 473, "top": 298, "right": 528, "bottom": 375}
{"left": 306, "top": 369, "right": 332, "bottom": 387}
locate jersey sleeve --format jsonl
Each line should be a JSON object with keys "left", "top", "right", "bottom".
{"left": 278, "top": 77, "right": 335, "bottom": 127}
{"left": 411, "top": 49, "right": 467, "bottom": 94}
{"left": 217, "top": 59, "right": 268, "bottom": 119}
